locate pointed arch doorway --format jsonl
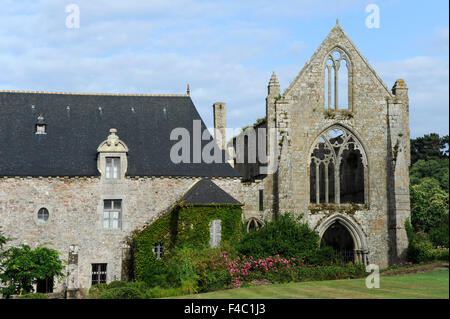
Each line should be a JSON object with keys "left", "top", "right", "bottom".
{"left": 321, "top": 221, "right": 355, "bottom": 263}
{"left": 316, "top": 213, "right": 369, "bottom": 265}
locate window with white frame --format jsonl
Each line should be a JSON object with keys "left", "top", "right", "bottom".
{"left": 209, "top": 219, "right": 222, "bottom": 248}
{"left": 103, "top": 200, "right": 122, "bottom": 229}
{"left": 91, "top": 263, "right": 107, "bottom": 285}
{"left": 105, "top": 157, "right": 120, "bottom": 179}
{"left": 154, "top": 243, "right": 164, "bottom": 259}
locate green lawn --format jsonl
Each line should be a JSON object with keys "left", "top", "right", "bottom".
{"left": 170, "top": 269, "right": 449, "bottom": 299}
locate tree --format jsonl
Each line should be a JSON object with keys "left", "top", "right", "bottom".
{"left": 410, "top": 177, "right": 449, "bottom": 234}
{"left": 410, "top": 158, "right": 449, "bottom": 191}
{"left": 0, "top": 245, "right": 64, "bottom": 297}
{"left": 410, "top": 133, "right": 449, "bottom": 165}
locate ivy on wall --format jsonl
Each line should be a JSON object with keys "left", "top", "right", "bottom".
{"left": 133, "top": 203, "right": 242, "bottom": 282}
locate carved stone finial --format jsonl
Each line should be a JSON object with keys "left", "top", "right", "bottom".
{"left": 106, "top": 128, "right": 119, "bottom": 146}
{"left": 187, "top": 84, "right": 190, "bottom": 96}
{"left": 269, "top": 72, "right": 279, "bottom": 86}
{"left": 336, "top": 17, "right": 339, "bottom": 25}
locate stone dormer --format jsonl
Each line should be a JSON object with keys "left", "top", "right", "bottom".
{"left": 97, "top": 128, "right": 129, "bottom": 180}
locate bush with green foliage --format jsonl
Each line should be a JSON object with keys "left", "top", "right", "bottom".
{"left": 17, "top": 292, "right": 49, "bottom": 299}
{"left": 0, "top": 244, "right": 64, "bottom": 297}
{"left": 405, "top": 219, "right": 448, "bottom": 262}
{"left": 410, "top": 177, "right": 449, "bottom": 234}
{"left": 98, "top": 286, "right": 145, "bottom": 299}
{"left": 237, "top": 213, "right": 336, "bottom": 264}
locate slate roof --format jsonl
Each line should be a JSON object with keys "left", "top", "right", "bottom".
{"left": 180, "top": 178, "right": 241, "bottom": 205}
{"left": 0, "top": 91, "right": 241, "bottom": 177}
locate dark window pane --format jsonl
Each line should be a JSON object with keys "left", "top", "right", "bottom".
{"left": 104, "top": 200, "right": 112, "bottom": 209}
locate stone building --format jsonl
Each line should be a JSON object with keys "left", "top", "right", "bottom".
{"left": 0, "top": 22, "right": 410, "bottom": 296}
{"left": 0, "top": 91, "right": 243, "bottom": 296}
{"left": 230, "top": 22, "right": 410, "bottom": 268}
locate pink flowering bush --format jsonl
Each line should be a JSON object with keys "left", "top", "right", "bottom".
{"left": 200, "top": 251, "right": 365, "bottom": 289}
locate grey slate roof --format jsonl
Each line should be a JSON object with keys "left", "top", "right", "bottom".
{"left": 0, "top": 91, "right": 241, "bottom": 177}
{"left": 180, "top": 178, "right": 241, "bottom": 205}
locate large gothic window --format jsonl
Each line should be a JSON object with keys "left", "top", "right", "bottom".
{"left": 310, "top": 126, "right": 367, "bottom": 204}
{"left": 324, "top": 48, "right": 350, "bottom": 110}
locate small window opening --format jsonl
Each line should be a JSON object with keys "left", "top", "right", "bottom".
{"left": 37, "top": 208, "right": 49, "bottom": 222}
{"left": 154, "top": 243, "right": 164, "bottom": 259}
{"left": 209, "top": 219, "right": 222, "bottom": 248}
{"left": 91, "top": 263, "right": 107, "bottom": 285}
{"left": 258, "top": 190, "right": 264, "bottom": 211}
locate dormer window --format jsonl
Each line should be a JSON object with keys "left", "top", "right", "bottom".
{"left": 106, "top": 157, "right": 120, "bottom": 179}
{"left": 35, "top": 113, "right": 47, "bottom": 135}
{"left": 97, "top": 128, "right": 129, "bottom": 180}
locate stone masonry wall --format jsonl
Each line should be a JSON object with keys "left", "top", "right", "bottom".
{"left": 0, "top": 176, "right": 245, "bottom": 294}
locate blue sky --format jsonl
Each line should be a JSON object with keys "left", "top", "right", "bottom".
{"left": 0, "top": 0, "right": 448, "bottom": 138}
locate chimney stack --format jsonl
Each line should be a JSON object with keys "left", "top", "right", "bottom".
{"left": 213, "top": 102, "right": 226, "bottom": 150}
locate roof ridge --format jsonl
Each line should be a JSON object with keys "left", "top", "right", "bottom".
{"left": 0, "top": 90, "right": 188, "bottom": 97}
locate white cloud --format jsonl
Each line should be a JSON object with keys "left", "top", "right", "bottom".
{"left": 375, "top": 56, "right": 449, "bottom": 137}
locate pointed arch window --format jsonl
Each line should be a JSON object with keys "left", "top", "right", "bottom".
{"left": 310, "top": 126, "right": 367, "bottom": 204}
{"left": 324, "top": 48, "right": 351, "bottom": 111}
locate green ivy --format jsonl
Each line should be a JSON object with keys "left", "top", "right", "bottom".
{"left": 133, "top": 203, "right": 242, "bottom": 284}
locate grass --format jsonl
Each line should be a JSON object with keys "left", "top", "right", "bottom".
{"left": 169, "top": 269, "right": 449, "bottom": 299}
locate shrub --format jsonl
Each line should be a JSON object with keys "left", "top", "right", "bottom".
{"left": 406, "top": 219, "right": 435, "bottom": 263}
{"left": 428, "top": 214, "right": 449, "bottom": 248}
{"left": 17, "top": 293, "right": 49, "bottom": 299}
{"left": 88, "top": 283, "right": 108, "bottom": 298}
{"left": 431, "top": 247, "right": 449, "bottom": 261}
{"left": 237, "top": 213, "right": 325, "bottom": 260}
{"left": 98, "top": 287, "right": 145, "bottom": 299}
{"left": 107, "top": 280, "right": 128, "bottom": 289}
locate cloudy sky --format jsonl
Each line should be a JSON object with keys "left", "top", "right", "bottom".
{"left": 0, "top": 0, "right": 448, "bottom": 138}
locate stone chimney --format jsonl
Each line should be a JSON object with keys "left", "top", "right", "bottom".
{"left": 266, "top": 72, "right": 280, "bottom": 156}
{"left": 213, "top": 102, "right": 226, "bottom": 150}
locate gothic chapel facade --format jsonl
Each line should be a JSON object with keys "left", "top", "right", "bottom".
{"left": 231, "top": 22, "right": 410, "bottom": 267}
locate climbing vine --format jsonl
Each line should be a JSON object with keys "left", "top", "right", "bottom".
{"left": 133, "top": 203, "right": 242, "bottom": 282}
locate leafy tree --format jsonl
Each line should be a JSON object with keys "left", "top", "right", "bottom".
{"left": 0, "top": 245, "right": 64, "bottom": 297}
{"left": 410, "top": 158, "right": 449, "bottom": 191}
{"left": 410, "top": 177, "right": 449, "bottom": 234}
{"left": 410, "top": 133, "right": 448, "bottom": 165}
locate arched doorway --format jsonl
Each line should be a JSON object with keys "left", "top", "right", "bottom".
{"left": 321, "top": 221, "right": 354, "bottom": 263}
{"left": 316, "top": 213, "right": 369, "bottom": 265}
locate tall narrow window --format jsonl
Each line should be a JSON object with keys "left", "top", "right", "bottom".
{"left": 258, "top": 190, "right": 264, "bottom": 211}
{"left": 91, "top": 263, "right": 107, "bottom": 285}
{"left": 154, "top": 243, "right": 164, "bottom": 259}
{"left": 209, "top": 219, "right": 222, "bottom": 248}
{"left": 310, "top": 126, "right": 366, "bottom": 205}
{"left": 103, "top": 200, "right": 122, "bottom": 229}
{"left": 105, "top": 157, "right": 120, "bottom": 179}
{"left": 324, "top": 49, "right": 350, "bottom": 110}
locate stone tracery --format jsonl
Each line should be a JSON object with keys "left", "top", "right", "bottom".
{"left": 310, "top": 125, "right": 367, "bottom": 204}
